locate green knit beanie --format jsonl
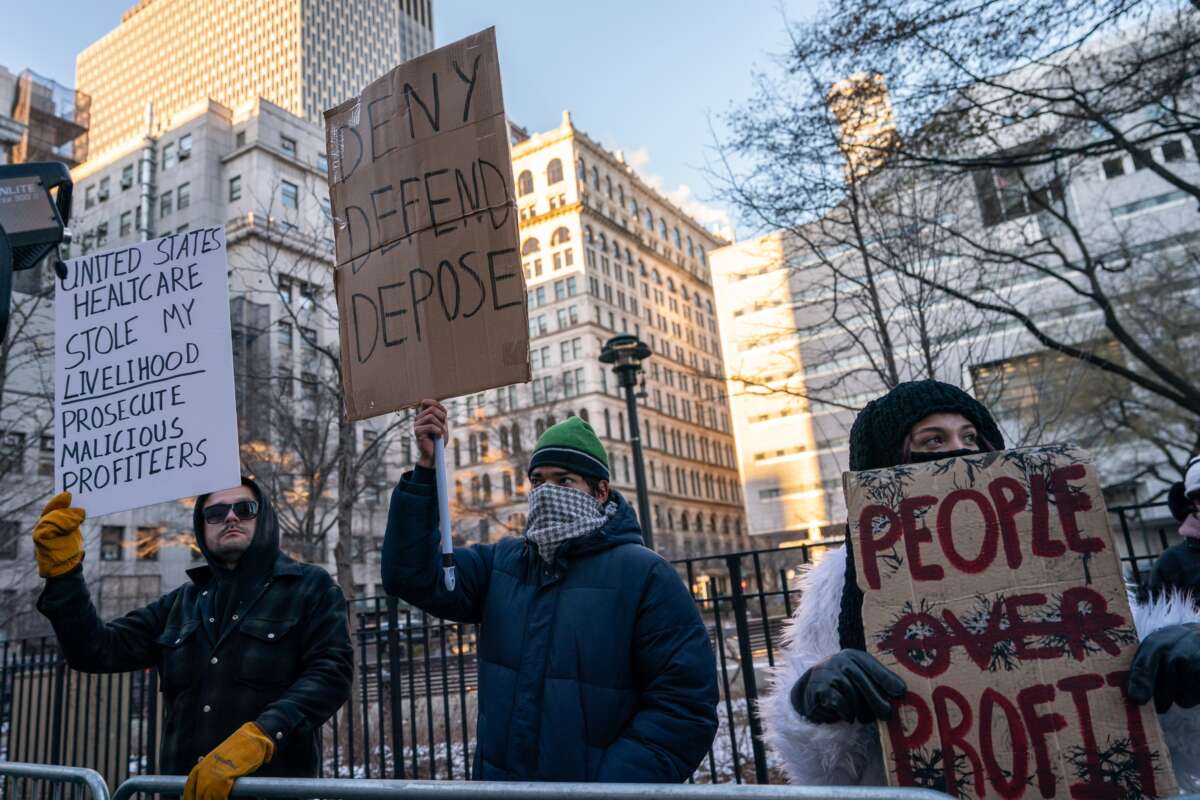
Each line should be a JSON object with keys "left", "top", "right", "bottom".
{"left": 528, "top": 417, "right": 610, "bottom": 481}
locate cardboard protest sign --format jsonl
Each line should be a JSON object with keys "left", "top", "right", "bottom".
{"left": 323, "top": 27, "right": 529, "bottom": 420}
{"left": 54, "top": 227, "right": 241, "bottom": 516}
{"left": 845, "top": 445, "right": 1177, "bottom": 799}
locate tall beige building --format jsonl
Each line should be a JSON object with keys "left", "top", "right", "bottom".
{"left": 710, "top": 231, "right": 846, "bottom": 545}
{"left": 439, "top": 112, "right": 750, "bottom": 566}
{"left": 77, "top": 0, "right": 434, "bottom": 158}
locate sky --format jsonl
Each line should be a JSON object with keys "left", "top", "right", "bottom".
{"left": 1, "top": 1, "right": 815, "bottom": 239}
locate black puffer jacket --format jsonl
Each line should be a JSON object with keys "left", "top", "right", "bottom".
{"left": 37, "top": 477, "right": 354, "bottom": 775}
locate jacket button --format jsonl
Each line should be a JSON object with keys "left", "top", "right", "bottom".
{"left": 232, "top": 614, "right": 239, "bottom": 621}
{"left": 267, "top": 633, "right": 275, "bottom": 639}
{"left": 210, "top": 657, "right": 218, "bottom": 664}
{"left": 203, "top": 704, "right": 211, "bottom": 713}
{"left": 208, "top": 618, "right": 214, "bottom": 623}
{"left": 275, "top": 732, "right": 283, "bottom": 740}
{"left": 175, "top": 638, "right": 181, "bottom": 644}
{"left": 202, "top": 591, "right": 208, "bottom": 597}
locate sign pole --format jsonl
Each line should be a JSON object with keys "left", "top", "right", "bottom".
{"left": 434, "top": 435, "right": 456, "bottom": 591}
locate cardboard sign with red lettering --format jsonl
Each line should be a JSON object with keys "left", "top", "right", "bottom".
{"left": 323, "top": 27, "right": 529, "bottom": 420}
{"left": 845, "top": 445, "right": 1177, "bottom": 799}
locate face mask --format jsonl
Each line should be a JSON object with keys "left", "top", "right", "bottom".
{"left": 524, "top": 483, "right": 612, "bottom": 564}
{"left": 909, "top": 448, "right": 981, "bottom": 464}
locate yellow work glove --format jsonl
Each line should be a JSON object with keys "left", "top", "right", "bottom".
{"left": 32, "top": 492, "right": 86, "bottom": 578}
{"left": 184, "top": 722, "right": 275, "bottom": 800}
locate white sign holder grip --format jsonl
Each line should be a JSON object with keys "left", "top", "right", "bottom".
{"left": 434, "top": 435, "right": 456, "bottom": 591}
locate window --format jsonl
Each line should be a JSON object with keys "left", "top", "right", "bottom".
{"left": 1162, "top": 139, "right": 1186, "bottom": 162}
{"left": 557, "top": 305, "right": 579, "bottom": 328}
{"left": 161, "top": 142, "right": 176, "bottom": 170}
{"left": 229, "top": 175, "right": 242, "bottom": 201}
{"left": 179, "top": 133, "right": 192, "bottom": 157}
{"left": 1102, "top": 158, "right": 1125, "bottom": 179}
{"left": 531, "top": 375, "right": 554, "bottom": 404}
{"left": 518, "top": 170, "right": 534, "bottom": 196}
{"left": 100, "top": 526, "right": 125, "bottom": 561}
{"left": 96, "top": 223, "right": 109, "bottom": 247}
{"left": 550, "top": 226, "right": 570, "bottom": 245}
{"left": 235, "top": 130, "right": 246, "bottom": 148}
{"left": 973, "top": 167, "right": 1062, "bottom": 227}
{"left": 591, "top": 166, "right": 600, "bottom": 190}
{"left": 299, "top": 327, "right": 318, "bottom": 360}
{"left": 317, "top": 152, "right": 329, "bottom": 173}
{"left": 277, "top": 320, "right": 293, "bottom": 354}
{"left": 159, "top": 190, "right": 173, "bottom": 217}
{"left": 280, "top": 135, "right": 297, "bottom": 157}
{"left": 547, "top": 158, "right": 563, "bottom": 184}
{"left": 605, "top": 175, "right": 613, "bottom": 199}
{"left": 659, "top": 218, "right": 668, "bottom": 239}
{"left": 298, "top": 282, "right": 316, "bottom": 310}
{"left": 135, "top": 526, "right": 161, "bottom": 561}
{"left": 177, "top": 182, "right": 191, "bottom": 210}
{"left": 38, "top": 435, "right": 53, "bottom": 477}
{"left": 563, "top": 367, "right": 584, "bottom": 397}
{"left": 120, "top": 211, "right": 133, "bottom": 236}
{"left": 560, "top": 337, "right": 582, "bottom": 362}
{"left": 121, "top": 164, "right": 134, "bottom": 189}
{"left": 522, "top": 237, "right": 540, "bottom": 255}
{"left": 531, "top": 345, "right": 551, "bottom": 369}
{"left": 84, "top": 185, "right": 96, "bottom": 209}
{"left": 281, "top": 181, "right": 299, "bottom": 209}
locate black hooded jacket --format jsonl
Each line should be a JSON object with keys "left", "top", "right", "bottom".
{"left": 37, "top": 477, "right": 354, "bottom": 776}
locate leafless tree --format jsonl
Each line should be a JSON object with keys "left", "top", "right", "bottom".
{"left": 719, "top": 0, "right": 1200, "bottom": 488}
{"left": 227, "top": 188, "right": 410, "bottom": 605}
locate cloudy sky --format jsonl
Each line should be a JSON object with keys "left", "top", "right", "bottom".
{"left": 3, "top": 1, "right": 815, "bottom": 239}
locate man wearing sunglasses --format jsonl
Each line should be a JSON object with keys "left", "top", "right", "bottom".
{"left": 32, "top": 478, "right": 354, "bottom": 800}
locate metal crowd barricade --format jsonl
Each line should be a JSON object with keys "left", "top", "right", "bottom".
{"left": 111, "top": 775, "right": 950, "bottom": 800}
{"left": 0, "top": 763, "right": 110, "bottom": 800}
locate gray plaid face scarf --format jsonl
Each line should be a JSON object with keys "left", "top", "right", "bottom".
{"left": 524, "top": 482, "right": 616, "bottom": 564}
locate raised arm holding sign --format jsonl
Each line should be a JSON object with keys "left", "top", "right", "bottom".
{"left": 323, "top": 26, "right": 529, "bottom": 422}
{"left": 54, "top": 227, "right": 241, "bottom": 516}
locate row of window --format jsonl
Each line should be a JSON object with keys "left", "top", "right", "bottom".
{"left": 575, "top": 156, "right": 709, "bottom": 267}
{"left": 526, "top": 276, "right": 579, "bottom": 309}
{"left": 1100, "top": 138, "right": 1191, "bottom": 180}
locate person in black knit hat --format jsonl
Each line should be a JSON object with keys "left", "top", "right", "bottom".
{"left": 758, "top": 380, "right": 1200, "bottom": 789}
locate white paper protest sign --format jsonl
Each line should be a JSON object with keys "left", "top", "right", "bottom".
{"left": 54, "top": 226, "right": 241, "bottom": 517}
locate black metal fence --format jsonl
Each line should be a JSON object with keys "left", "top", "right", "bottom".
{"left": 0, "top": 502, "right": 1177, "bottom": 786}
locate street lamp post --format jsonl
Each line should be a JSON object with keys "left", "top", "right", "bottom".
{"left": 600, "top": 334, "right": 654, "bottom": 551}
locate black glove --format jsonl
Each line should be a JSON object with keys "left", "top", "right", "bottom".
{"left": 790, "top": 649, "right": 907, "bottom": 724}
{"left": 1128, "top": 623, "right": 1200, "bottom": 713}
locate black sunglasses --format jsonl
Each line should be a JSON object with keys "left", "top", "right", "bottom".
{"left": 202, "top": 500, "right": 259, "bottom": 524}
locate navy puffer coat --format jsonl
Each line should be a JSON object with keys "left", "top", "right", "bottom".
{"left": 381, "top": 466, "right": 718, "bottom": 782}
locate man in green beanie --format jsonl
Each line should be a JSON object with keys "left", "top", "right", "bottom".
{"left": 382, "top": 400, "right": 718, "bottom": 782}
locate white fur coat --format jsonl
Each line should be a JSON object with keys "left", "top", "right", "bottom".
{"left": 759, "top": 546, "right": 1200, "bottom": 792}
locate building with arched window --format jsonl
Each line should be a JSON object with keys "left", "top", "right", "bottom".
{"left": 435, "top": 108, "right": 746, "bottom": 558}
{"left": 517, "top": 169, "right": 534, "bottom": 196}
